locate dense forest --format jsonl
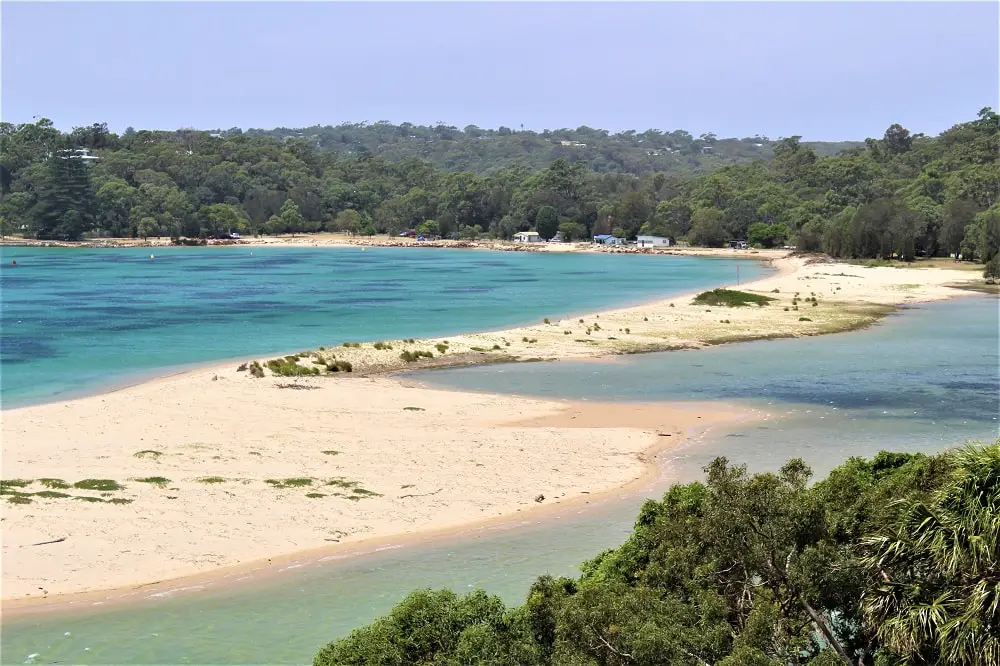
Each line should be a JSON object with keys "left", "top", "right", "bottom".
{"left": 0, "top": 110, "right": 997, "bottom": 269}
{"left": 314, "top": 441, "right": 1000, "bottom": 666}
{"left": 238, "top": 123, "right": 860, "bottom": 176}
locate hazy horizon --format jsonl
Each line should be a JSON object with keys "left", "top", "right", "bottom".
{"left": 2, "top": 1, "right": 997, "bottom": 141}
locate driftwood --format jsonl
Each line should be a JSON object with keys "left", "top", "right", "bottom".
{"left": 27, "top": 537, "right": 66, "bottom": 547}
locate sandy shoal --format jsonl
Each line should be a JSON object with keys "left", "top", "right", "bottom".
{"left": 0, "top": 250, "right": 983, "bottom": 608}
{"left": 1, "top": 376, "right": 754, "bottom": 606}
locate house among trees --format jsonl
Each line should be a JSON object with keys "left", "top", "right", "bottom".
{"left": 512, "top": 231, "right": 543, "bottom": 243}
{"left": 728, "top": 239, "right": 749, "bottom": 249}
{"left": 636, "top": 235, "right": 671, "bottom": 248}
{"left": 54, "top": 148, "right": 100, "bottom": 162}
{"left": 593, "top": 234, "right": 623, "bottom": 245}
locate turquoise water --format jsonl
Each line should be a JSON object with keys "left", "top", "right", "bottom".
{"left": 2, "top": 296, "right": 996, "bottom": 666}
{"left": 0, "top": 247, "right": 767, "bottom": 408}
{"left": 416, "top": 296, "right": 1000, "bottom": 477}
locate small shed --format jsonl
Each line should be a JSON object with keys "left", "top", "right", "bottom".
{"left": 728, "top": 239, "right": 748, "bottom": 249}
{"left": 593, "top": 234, "right": 623, "bottom": 245}
{"left": 637, "top": 235, "right": 671, "bottom": 248}
{"left": 513, "top": 231, "right": 543, "bottom": 243}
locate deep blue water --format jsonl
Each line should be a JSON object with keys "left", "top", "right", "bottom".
{"left": 0, "top": 246, "right": 767, "bottom": 408}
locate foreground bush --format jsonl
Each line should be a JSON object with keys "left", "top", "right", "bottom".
{"left": 314, "top": 440, "right": 999, "bottom": 666}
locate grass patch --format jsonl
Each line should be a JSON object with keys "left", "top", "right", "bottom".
{"left": 325, "top": 478, "right": 360, "bottom": 489}
{"left": 1, "top": 479, "right": 33, "bottom": 491}
{"left": 39, "top": 478, "right": 70, "bottom": 489}
{"left": 33, "top": 490, "right": 72, "bottom": 499}
{"left": 196, "top": 476, "right": 227, "bottom": 484}
{"left": 326, "top": 359, "right": 353, "bottom": 373}
{"left": 266, "top": 357, "right": 321, "bottom": 377}
{"left": 435, "top": 343, "right": 449, "bottom": 353}
{"left": 400, "top": 350, "right": 434, "bottom": 362}
{"left": 341, "top": 341, "right": 361, "bottom": 348}
{"left": 321, "top": 450, "right": 340, "bottom": 455}
{"left": 693, "top": 289, "right": 775, "bottom": 307}
{"left": 266, "top": 477, "right": 314, "bottom": 488}
{"left": 372, "top": 341, "right": 393, "bottom": 350}
{"left": 7, "top": 495, "right": 32, "bottom": 504}
{"left": 108, "top": 498, "right": 134, "bottom": 505}
{"left": 306, "top": 492, "right": 326, "bottom": 498}
{"left": 403, "top": 406, "right": 425, "bottom": 412}
{"left": 249, "top": 360, "right": 265, "bottom": 378}
{"left": 73, "top": 479, "right": 122, "bottom": 491}
{"left": 799, "top": 317, "right": 813, "bottom": 321}
{"left": 134, "top": 476, "right": 171, "bottom": 486}
{"left": 349, "top": 487, "right": 381, "bottom": 498}
{"left": 74, "top": 496, "right": 103, "bottom": 503}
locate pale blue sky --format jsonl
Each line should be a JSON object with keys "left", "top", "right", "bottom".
{"left": 2, "top": 2, "right": 997, "bottom": 140}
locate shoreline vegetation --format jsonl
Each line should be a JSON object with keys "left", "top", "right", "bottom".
{"left": 313, "top": 440, "right": 1000, "bottom": 666}
{"left": 1, "top": 249, "right": 989, "bottom": 613}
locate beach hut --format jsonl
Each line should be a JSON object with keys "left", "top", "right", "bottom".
{"left": 513, "top": 231, "right": 543, "bottom": 243}
{"left": 593, "top": 234, "right": 623, "bottom": 245}
{"left": 636, "top": 235, "right": 671, "bottom": 248}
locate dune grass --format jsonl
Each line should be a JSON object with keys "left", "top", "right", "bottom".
{"left": 133, "top": 450, "right": 163, "bottom": 459}
{"left": 73, "top": 479, "right": 123, "bottom": 491}
{"left": 693, "top": 289, "right": 775, "bottom": 307}
{"left": 134, "top": 476, "right": 171, "bottom": 486}
{"left": 266, "top": 477, "right": 314, "bottom": 488}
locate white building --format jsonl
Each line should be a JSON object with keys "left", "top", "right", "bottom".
{"left": 513, "top": 231, "right": 543, "bottom": 243}
{"left": 636, "top": 235, "right": 671, "bottom": 248}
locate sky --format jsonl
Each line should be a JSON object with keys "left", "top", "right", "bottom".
{"left": 2, "top": 1, "right": 997, "bottom": 141}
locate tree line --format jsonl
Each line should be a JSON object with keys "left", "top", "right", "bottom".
{"left": 0, "top": 110, "right": 997, "bottom": 269}
{"left": 240, "top": 122, "right": 859, "bottom": 177}
{"left": 313, "top": 441, "right": 1000, "bottom": 666}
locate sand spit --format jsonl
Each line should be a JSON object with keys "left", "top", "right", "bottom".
{"left": 227, "top": 254, "right": 983, "bottom": 378}
{"left": 1, "top": 376, "right": 752, "bottom": 604}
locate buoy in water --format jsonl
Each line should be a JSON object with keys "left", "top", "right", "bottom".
{"left": 150, "top": 254, "right": 155, "bottom": 260}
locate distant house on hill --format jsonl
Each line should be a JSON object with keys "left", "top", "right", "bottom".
{"left": 637, "top": 235, "right": 671, "bottom": 248}
{"left": 52, "top": 148, "right": 100, "bottom": 162}
{"left": 593, "top": 234, "right": 623, "bottom": 245}
{"left": 513, "top": 231, "right": 543, "bottom": 243}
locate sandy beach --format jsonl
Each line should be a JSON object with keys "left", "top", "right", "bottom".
{"left": 0, "top": 247, "right": 985, "bottom": 609}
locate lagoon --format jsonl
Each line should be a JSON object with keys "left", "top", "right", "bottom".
{"left": 2, "top": 296, "right": 996, "bottom": 666}
{"left": 0, "top": 246, "right": 767, "bottom": 408}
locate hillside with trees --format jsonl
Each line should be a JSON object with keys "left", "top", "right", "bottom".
{"left": 313, "top": 441, "right": 1000, "bottom": 666}
{"left": 238, "top": 122, "right": 860, "bottom": 176}
{"left": 1, "top": 110, "right": 997, "bottom": 269}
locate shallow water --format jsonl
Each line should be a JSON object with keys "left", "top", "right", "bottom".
{"left": 2, "top": 296, "right": 996, "bottom": 665}
{"left": 0, "top": 247, "right": 766, "bottom": 407}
